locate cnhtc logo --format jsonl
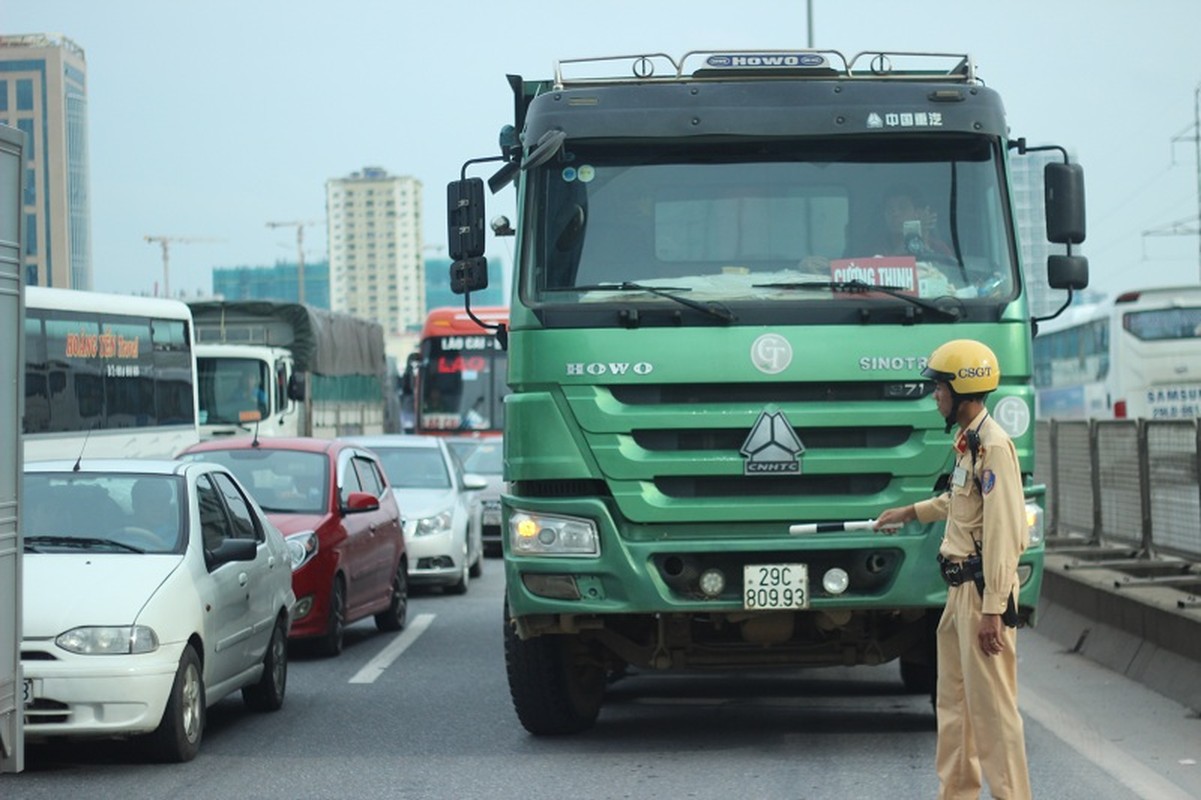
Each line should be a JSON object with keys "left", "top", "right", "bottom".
{"left": 740, "top": 410, "right": 805, "bottom": 475}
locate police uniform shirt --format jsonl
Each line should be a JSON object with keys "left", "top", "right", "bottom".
{"left": 912, "top": 408, "right": 1028, "bottom": 614}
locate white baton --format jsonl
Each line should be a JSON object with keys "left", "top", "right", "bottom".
{"left": 788, "top": 519, "right": 899, "bottom": 535}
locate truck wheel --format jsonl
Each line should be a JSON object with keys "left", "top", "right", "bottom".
{"left": 900, "top": 658, "right": 937, "bottom": 695}
{"left": 504, "top": 602, "right": 604, "bottom": 735}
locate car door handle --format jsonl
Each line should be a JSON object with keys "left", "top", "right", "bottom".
{"left": 239, "top": 572, "right": 249, "bottom": 586}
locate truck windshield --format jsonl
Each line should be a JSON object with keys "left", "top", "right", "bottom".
{"left": 522, "top": 135, "right": 1015, "bottom": 317}
{"left": 197, "top": 357, "right": 270, "bottom": 425}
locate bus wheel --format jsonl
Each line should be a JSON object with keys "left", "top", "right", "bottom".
{"left": 504, "top": 602, "right": 604, "bottom": 735}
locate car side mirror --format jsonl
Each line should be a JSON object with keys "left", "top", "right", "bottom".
{"left": 342, "top": 491, "right": 381, "bottom": 515}
{"left": 463, "top": 473, "right": 489, "bottom": 491}
{"left": 206, "top": 538, "right": 258, "bottom": 568}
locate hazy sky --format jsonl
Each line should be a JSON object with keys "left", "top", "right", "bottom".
{"left": 8, "top": 0, "right": 1201, "bottom": 300}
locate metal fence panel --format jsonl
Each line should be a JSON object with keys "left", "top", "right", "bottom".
{"left": 1146, "top": 421, "right": 1201, "bottom": 558}
{"left": 1034, "top": 421, "right": 1053, "bottom": 524}
{"left": 1095, "top": 421, "right": 1142, "bottom": 548}
{"left": 1055, "top": 421, "right": 1095, "bottom": 538}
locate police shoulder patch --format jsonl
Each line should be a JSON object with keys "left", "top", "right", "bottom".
{"left": 980, "top": 468, "right": 996, "bottom": 494}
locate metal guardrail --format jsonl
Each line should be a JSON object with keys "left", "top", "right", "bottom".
{"left": 1036, "top": 419, "right": 1201, "bottom": 602}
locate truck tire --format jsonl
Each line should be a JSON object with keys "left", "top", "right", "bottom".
{"left": 504, "top": 602, "right": 604, "bottom": 735}
{"left": 900, "top": 609, "right": 939, "bottom": 704}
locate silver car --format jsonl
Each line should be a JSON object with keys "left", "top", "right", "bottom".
{"left": 446, "top": 436, "right": 505, "bottom": 557}
{"left": 342, "top": 435, "right": 487, "bottom": 594}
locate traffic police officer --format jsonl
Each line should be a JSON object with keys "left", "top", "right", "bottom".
{"left": 875, "top": 339, "right": 1032, "bottom": 800}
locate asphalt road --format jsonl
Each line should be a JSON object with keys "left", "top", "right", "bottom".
{"left": 4, "top": 561, "right": 1199, "bottom": 799}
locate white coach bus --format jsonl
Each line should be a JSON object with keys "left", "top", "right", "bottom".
{"left": 1033, "top": 286, "right": 1201, "bottom": 420}
{"left": 23, "top": 287, "right": 200, "bottom": 460}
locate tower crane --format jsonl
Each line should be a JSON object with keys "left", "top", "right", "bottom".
{"left": 266, "top": 220, "right": 323, "bottom": 304}
{"left": 143, "top": 235, "right": 221, "bottom": 297}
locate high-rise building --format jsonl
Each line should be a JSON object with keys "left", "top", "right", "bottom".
{"left": 1010, "top": 149, "right": 1082, "bottom": 317}
{"left": 326, "top": 166, "right": 423, "bottom": 360}
{"left": 0, "top": 34, "right": 92, "bottom": 289}
{"left": 212, "top": 260, "right": 330, "bottom": 307}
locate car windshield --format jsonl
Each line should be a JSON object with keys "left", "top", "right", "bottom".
{"left": 449, "top": 440, "right": 502, "bottom": 475}
{"left": 23, "top": 473, "right": 185, "bottom": 554}
{"left": 373, "top": 447, "right": 451, "bottom": 490}
{"left": 179, "top": 449, "right": 328, "bottom": 514}
{"left": 523, "top": 135, "right": 1015, "bottom": 316}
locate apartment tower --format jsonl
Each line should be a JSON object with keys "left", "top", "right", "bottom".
{"left": 0, "top": 34, "right": 92, "bottom": 289}
{"left": 326, "top": 167, "right": 423, "bottom": 359}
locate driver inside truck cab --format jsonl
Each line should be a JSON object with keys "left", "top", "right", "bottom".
{"left": 230, "top": 369, "right": 268, "bottom": 416}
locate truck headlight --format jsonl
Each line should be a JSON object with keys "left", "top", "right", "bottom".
{"left": 510, "top": 510, "right": 599, "bottom": 556}
{"left": 1025, "top": 502, "right": 1044, "bottom": 547}
{"left": 56, "top": 625, "right": 160, "bottom": 655}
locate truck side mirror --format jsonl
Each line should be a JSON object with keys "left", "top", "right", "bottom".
{"left": 1047, "top": 254, "right": 1089, "bottom": 291}
{"left": 447, "top": 178, "right": 486, "bottom": 260}
{"left": 1045, "top": 162, "right": 1086, "bottom": 245}
{"left": 450, "top": 257, "right": 489, "bottom": 295}
{"left": 287, "top": 372, "right": 306, "bottom": 402}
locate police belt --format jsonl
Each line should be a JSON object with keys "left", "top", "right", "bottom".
{"left": 937, "top": 553, "right": 984, "bottom": 588}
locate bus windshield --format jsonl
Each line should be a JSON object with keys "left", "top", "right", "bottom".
{"left": 23, "top": 288, "right": 199, "bottom": 460}
{"left": 522, "top": 135, "right": 1015, "bottom": 315}
{"left": 419, "top": 334, "right": 506, "bottom": 433}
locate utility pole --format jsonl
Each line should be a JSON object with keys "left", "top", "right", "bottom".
{"left": 1144, "top": 82, "right": 1201, "bottom": 283}
{"left": 266, "top": 220, "right": 322, "bottom": 304}
{"left": 143, "top": 235, "right": 220, "bottom": 297}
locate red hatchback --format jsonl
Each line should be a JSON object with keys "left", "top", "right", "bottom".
{"left": 179, "top": 437, "right": 407, "bottom": 656}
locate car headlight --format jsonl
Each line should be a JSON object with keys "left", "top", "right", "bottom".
{"left": 286, "top": 530, "right": 319, "bottom": 571}
{"left": 509, "top": 510, "right": 599, "bottom": 556}
{"left": 56, "top": 625, "right": 159, "bottom": 655}
{"left": 411, "top": 510, "right": 452, "bottom": 537}
{"left": 1025, "top": 501, "right": 1044, "bottom": 547}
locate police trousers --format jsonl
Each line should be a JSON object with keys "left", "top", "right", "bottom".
{"left": 936, "top": 582, "right": 1032, "bottom": 800}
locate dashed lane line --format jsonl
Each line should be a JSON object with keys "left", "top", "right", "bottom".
{"left": 347, "top": 613, "right": 435, "bottom": 684}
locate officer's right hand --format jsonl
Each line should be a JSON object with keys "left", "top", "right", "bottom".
{"left": 874, "top": 504, "right": 915, "bottom": 532}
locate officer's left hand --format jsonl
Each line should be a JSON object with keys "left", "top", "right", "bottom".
{"left": 978, "top": 613, "right": 1005, "bottom": 656}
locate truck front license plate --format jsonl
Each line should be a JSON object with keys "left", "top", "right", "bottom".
{"left": 743, "top": 563, "right": 809, "bottom": 610}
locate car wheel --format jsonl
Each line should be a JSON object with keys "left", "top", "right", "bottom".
{"left": 144, "top": 645, "right": 204, "bottom": 762}
{"left": 375, "top": 561, "right": 408, "bottom": 632}
{"left": 446, "top": 540, "right": 470, "bottom": 594}
{"left": 504, "top": 601, "right": 604, "bottom": 735}
{"left": 243, "top": 615, "right": 288, "bottom": 711}
{"left": 316, "top": 576, "right": 346, "bottom": 657}
{"left": 469, "top": 547, "right": 484, "bottom": 579}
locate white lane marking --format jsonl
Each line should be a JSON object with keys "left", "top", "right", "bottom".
{"left": 348, "top": 613, "right": 435, "bottom": 685}
{"left": 1021, "top": 684, "right": 1197, "bottom": 800}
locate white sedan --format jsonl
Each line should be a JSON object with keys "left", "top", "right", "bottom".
{"left": 21, "top": 459, "right": 296, "bottom": 762}
{"left": 342, "top": 435, "right": 486, "bottom": 594}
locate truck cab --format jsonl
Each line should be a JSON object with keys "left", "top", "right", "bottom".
{"left": 195, "top": 343, "right": 299, "bottom": 439}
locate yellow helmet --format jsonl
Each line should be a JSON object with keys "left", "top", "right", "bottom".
{"left": 921, "top": 339, "right": 1000, "bottom": 395}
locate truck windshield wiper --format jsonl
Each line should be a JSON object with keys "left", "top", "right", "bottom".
{"left": 752, "top": 279, "right": 962, "bottom": 322}
{"left": 561, "top": 282, "right": 738, "bottom": 323}
{"left": 24, "top": 535, "right": 145, "bottom": 553}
